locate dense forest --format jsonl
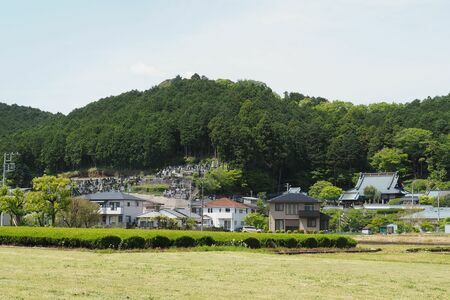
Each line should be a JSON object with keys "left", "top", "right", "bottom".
{"left": 0, "top": 103, "right": 54, "bottom": 138}
{"left": 0, "top": 74, "right": 449, "bottom": 191}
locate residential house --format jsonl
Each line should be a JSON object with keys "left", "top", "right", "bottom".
{"left": 204, "top": 198, "right": 250, "bottom": 231}
{"left": 268, "top": 191, "right": 328, "bottom": 232}
{"left": 340, "top": 172, "right": 406, "bottom": 205}
{"left": 83, "top": 191, "right": 147, "bottom": 227}
{"left": 136, "top": 208, "right": 211, "bottom": 228}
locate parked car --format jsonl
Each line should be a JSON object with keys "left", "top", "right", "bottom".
{"left": 241, "top": 226, "right": 262, "bottom": 233}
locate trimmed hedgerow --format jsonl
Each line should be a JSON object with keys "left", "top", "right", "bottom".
{"left": 243, "top": 237, "right": 261, "bottom": 249}
{"left": 262, "top": 238, "right": 277, "bottom": 248}
{"left": 197, "top": 236, "right": 216, "bottom": 246}
{"left": 0, "top": 227, "right": 356, "bottom": 250}
{"left": 174, "top": 236, "right": 197, "bottom": 248}
{"left": 283, "top": 238, "right": 299, "bottom": 248}
{"left": 121, "top": 236, "right": 146, "bottom": 249}
{"left": 95, "top": 235, "right": 122, "bottom": 249}
{"left": 147, "top": 235, "right": 172, "bottom": 249}
{"left": 335, "top": 236, "right": 351, "bottom": 248}
{"left": 317, "top": 236, "right": 332, "bottom": 248}
{"left": 299, "top": 237, "right": 318, "bottom": 248}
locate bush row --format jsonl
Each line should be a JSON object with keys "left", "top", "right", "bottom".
{"left": 0, "top": 234, "right": 356, "bottom": 250}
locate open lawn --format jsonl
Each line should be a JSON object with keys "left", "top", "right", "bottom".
{"left": 0, "top": 245, "right": 448, "bottom": 299}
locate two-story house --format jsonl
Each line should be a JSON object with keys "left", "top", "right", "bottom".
{"left": 83, "top": 191, "right": 147, "bottom": 227}
{"left": 268, "top": 191, "right": 327, "bottom": 232}
{"left": 204, "top": 198, "right": 250, "bottom": 231}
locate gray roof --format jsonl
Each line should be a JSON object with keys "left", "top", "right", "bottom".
{"left": 427, "top": 190, "right": 450, "bottom": 198}
{"left": 340, "top": 172, "right": 405, "bottom": 201}
{"left": 401, "top": 207, "right": 450, "bottom": 220}
{"left": 83, "top": 191, "right": 146, "bottom": 201}
{"left": 269, "top": 192, "right": 319, "bottom": 203}
{"left": 174, "top": 208, "right": 203, "bottom": 221}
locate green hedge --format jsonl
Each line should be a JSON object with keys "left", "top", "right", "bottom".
{"left": 0, "top": 227, "right": 357, "bottom": 250}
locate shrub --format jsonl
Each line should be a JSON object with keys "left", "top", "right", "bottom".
{"left": 121, "top": 236, "right": 146, "bottom": 249}
{"left": 263, "top": 238, "right": 277, "bottom": 248}
{"left": 95, "top": 235, "right": 122, "bottom": 249}
{"left": 286, "top": 230, "right": 292, "bottom": 234}
{"left": 317, "top": 236, "right": 332, "bottom": 248}
{"left": 284, "top": 238, "right": 299, "bottom": 248}
{"left": 197, "top": 236, "right": 216, "bottom": 246}
{"left": 174, "top": 236, "right": 197, "bottom": 248}
{"left": 243, "top": 237, "right": 261, "bottom": 249}
{"left": 299, "top": 237, "right": 318, "bottom": 248}
{"left": 335, "top": 236, "right": 350, "bottom": 248}
{"left": 147, "top": 235, "right": 172, "bottom": 248}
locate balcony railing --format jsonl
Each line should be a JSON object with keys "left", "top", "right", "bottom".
{"left": 99, "top": 207, "right": 123, "bottom": 215}
{"left": 298, "top": 210, "right": 320, "bottom": 218}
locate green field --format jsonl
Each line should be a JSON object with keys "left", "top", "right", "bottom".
{"left": 0, "top": 244, "right": 448, "bottom": 299}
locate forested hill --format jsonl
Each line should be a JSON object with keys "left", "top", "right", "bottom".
{"left": 1, "top": 74, "right": 449, "bottom": 191}
{"left": 0, "top": 103, "right": 54, "bottom": 138}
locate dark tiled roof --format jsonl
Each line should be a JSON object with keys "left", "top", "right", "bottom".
{"left": 268, "top": 193, "right": 319, "bottom": 203}
{"left": 83, "top": 191, "right": 146, "bottom": 201}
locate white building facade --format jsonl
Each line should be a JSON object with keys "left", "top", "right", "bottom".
{"left": 203, "top": 198, "right": 250, "bottom": 231}
{"left": 84, "top": 191, "right": 147, "bottom": 227}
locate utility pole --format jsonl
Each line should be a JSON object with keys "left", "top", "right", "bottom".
{"left": 201, "top": 183, "right": 204, "bottom": 231}
{"left": 437, "top": 190, "right": 441, "bottom": 226}
{"left": 1, "top": 152, "right": 18, "bottom": 226}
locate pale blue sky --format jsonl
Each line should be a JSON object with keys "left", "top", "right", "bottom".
{"left": 1, "top": 0, "right": 449, "bottom": 113}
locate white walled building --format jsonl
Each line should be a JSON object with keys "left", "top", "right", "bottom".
{"left": 204, "top": 198, "right": 250, "bottom": 231}
{"left": 84, "top": 191, "right": 147, "bottom": 227}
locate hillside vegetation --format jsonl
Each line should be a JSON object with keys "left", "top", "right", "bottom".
{"left": 0, "top": 103, "right": 53, "bottom": 138}
{"left": 1, "top": 75, "right": 449, "bottom": 190}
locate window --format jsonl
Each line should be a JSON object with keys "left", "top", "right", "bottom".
{"left": 207, "top": 208, "right": 212, "bottom": 213}
{"left": 225, "top": 208, "right": 230, "bottom": 212}
{"left": 275, "top": 219, "right": 284, "bottom": 231}
{"left": 118, "top": 216, "right": 123, "bottom": 223}
{"left": 275, "top": 203, "right": 284, "bottom": 211}
{"left": 126, "top": 215, "right": 131, "bottom": 224}
{"left": 304, "top": 204, "right": 314, "bottom": 211}
{"left": 116, "top": 202, "right": 120, "bottom": 208}
{"left": 239, "top": 209, "right": 244, "bottom": 213}
{"left": 136, "top": 201, "right": 139, "bottom": 207}
{"left": 307, "top": 218, "right": 317, "bottom": 228}
{"left": 285, "top": 204, "right": 299, "bottom": 215}
{"left": 241, "top": 221, "right": 245, "bottom": 226}
{"left": 219, "top": 208, "right": 222, "bottom": 212}
{"left": 127, "top": 202, "right": 130, "bottom": 207}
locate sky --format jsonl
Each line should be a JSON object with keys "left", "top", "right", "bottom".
{"left": 1, "top": 0, "right": 449, "bottom": 114}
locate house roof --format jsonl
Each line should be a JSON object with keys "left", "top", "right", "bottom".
{"left": 401, "top": 207, "right": 450, "bottom": 220}
{"left": 354, "top": 172, "right": 405, "bottom": 195}
{"left": 427, "top": 190, "right": 450, "bottom": 198}
{"left": 268, "top": 192, "right": 319, "bottom": 203}
{"left": 205, "top": 198, "right": 249, "bottom": 208}
{"left": 340, "top": 172, "right": 405, "bottom": 201}
{"left": 83, "top": 191, "right": 146, "bottom": 202}
{"left": 136, "top": 211, "right": 163, "bottom": 219}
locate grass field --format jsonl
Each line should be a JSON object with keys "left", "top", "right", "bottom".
{"left": 0, "top": 244, "right": 448, "bottom": 299}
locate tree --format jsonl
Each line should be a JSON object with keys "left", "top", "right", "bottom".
{"left": 29, "top": 175, "right": 72, "bottom": 226}
{"left": 370, "top": 148, "right": 408, "bottom": 174}
{"left": 0, "top": 187, "right": 28, "bottom": 226}
{"left": 394, "top": 128, "right": 433, "bottom": 177}
{"left": 309, "top": 181, "right": 342, "bottom": 201}
{"left": 244, "top": 213, "right": 268, "bottom": 230}
{"left": 318, "top": 186, "right": 343, "bottom": 201}
{"left": 308, "top": 181, "right": 333, "bottom": 199}
{"left": 363, "top": 185, "right": 381, "bottom": 203}
{"left": 59, "top": 198, "right": 100, "bottom": 227}
{"left": 201, "top": 166, "right": 244, "bottom": 195}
